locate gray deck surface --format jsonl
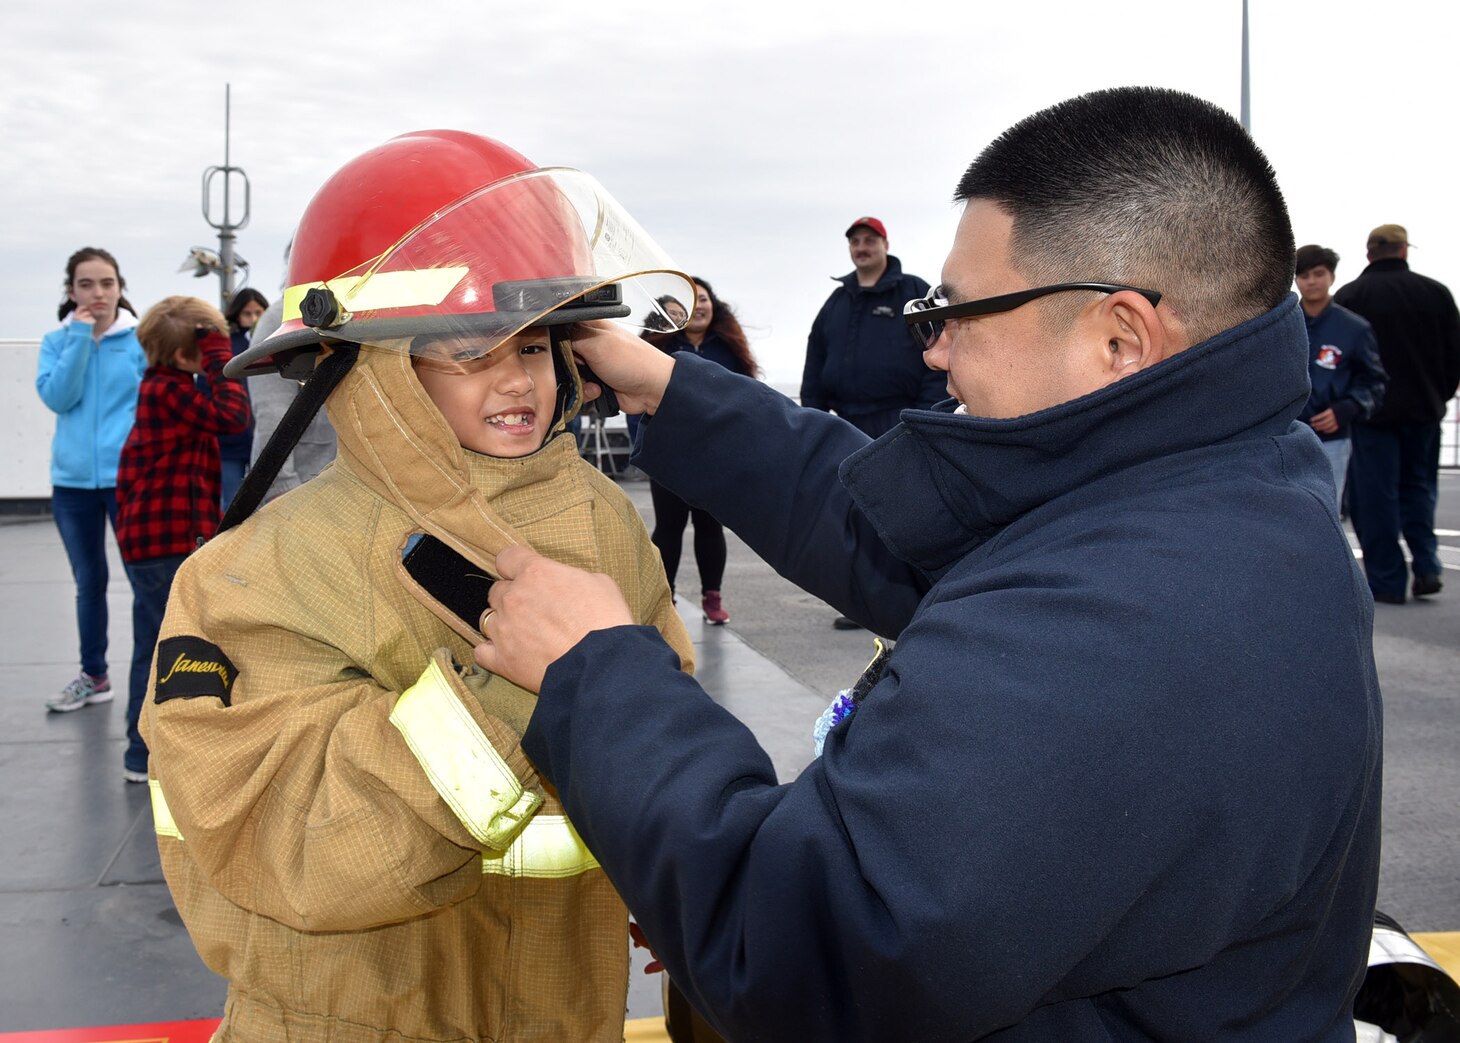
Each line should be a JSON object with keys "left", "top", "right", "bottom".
{"left": 1, "top": 472, "right": 1456, "bottom": 1032}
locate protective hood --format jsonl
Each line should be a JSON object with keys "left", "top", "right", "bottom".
{"left": 323, "top": 338, "right": 590, "bottom": 576}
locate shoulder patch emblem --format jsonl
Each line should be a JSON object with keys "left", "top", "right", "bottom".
{"left": 154, "top": 636, "right": 238, "bottom": 706}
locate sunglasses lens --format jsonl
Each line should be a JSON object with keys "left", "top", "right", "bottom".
{"left": 916, "top": 319, "right": 940, "bottom": 350}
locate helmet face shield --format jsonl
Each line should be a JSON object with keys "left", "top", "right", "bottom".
{"left": 286, "top": 167, "right": 693, "bottom": 362}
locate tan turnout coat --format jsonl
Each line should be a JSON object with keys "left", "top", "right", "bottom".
{"left": 140, "top": 343, "right": 693, "bottom": 1042}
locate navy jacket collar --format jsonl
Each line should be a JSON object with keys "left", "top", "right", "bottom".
{"left": 836, "top": 254, "right": 907, "bottom": 295}
{"left": 839, "top": 296, "right": 1310, "bottom": 572}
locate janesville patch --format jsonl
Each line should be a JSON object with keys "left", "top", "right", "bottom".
{"left": 154, "top": 636, "right": 239, "bottom": 706}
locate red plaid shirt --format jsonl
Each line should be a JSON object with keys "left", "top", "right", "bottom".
{"left": 116, "top": 332, "right": 250, "bottom": 563}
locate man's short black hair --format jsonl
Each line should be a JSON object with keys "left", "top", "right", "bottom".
{"left": 1295, "top": 244, "right": 1339, "bottom": 277}
{"left": 956, "top": 87, "right": 1294, "bottom": 344}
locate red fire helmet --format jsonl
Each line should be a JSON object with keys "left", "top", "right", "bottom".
{"left": 230, "top": 129, "right": 692, "bottom": 376}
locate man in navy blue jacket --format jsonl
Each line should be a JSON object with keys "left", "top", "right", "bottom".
{"left": 478, "top": 88, "right": 1381, "bottom": 1042}
{"left": 800, "top": 216, "right": 944, "bottom": 438}
{"left": 1295, "top": 243, "right": 1387, "bottom": 507}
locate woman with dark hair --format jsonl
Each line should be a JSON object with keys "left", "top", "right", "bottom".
{"left": 217, "top": 288, "right": 268, "bottom": 508}
{"left": 36, "top": 247, "right": 147, "bottom": 714}
{"left": 646, "top": 278, "right": 759, "bottom": 624}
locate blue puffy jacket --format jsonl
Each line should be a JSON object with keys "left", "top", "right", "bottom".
{"left": 36, "top": 313, "right": 147, "bottom": 488}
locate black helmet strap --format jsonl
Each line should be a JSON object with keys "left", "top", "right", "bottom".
{"left": 216, "top": 343, "right": 360, "bottom": 537}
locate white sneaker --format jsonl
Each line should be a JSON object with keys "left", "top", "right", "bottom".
{"left": 123, "top": 768, "right": 149, "bottom": 784}
{"left": 47, "top": 673, "right": 113, "bottom": 713}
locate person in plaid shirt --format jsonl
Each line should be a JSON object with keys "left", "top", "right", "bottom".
{"left": 116, "top": 296, "right": 249, "bottom": 782}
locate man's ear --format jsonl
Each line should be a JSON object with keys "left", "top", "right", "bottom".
{"left": 1094, "top": 290, "right": 1168, "bottom": 380}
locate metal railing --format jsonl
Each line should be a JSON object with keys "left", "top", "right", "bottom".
{"left": 1445, "top": 397, "right": 1459, "bottom": 469}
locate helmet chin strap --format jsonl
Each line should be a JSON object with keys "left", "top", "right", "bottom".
{"left": 549, "top": 325, "right": 619, "bottom": 424}
{"left": 215, "top": 344, "right": 361, "bottom": 537}
{"left": 549, "top": 326, "right": 580, "bottom": 433}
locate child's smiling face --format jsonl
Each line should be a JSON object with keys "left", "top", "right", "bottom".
{"left": 412, "top": 331, "right": 559, "bottom": 458}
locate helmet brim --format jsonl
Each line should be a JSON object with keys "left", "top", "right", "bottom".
{"left": 225, "top": 300, "right": 631, "bottom": 378}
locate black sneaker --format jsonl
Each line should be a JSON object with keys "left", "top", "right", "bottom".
{"left": 1372, "top": 591, "right": 1406, "bottom": 605}
{"left": 1412, "top": 574, "right": 1443, "bottom": 598}
{"left": 832, "top": 615, "right": 864, "bottom": 630}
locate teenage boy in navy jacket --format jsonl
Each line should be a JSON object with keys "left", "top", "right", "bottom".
{"left": 1295, "top": 243, "right": 1386, "bottom": 506}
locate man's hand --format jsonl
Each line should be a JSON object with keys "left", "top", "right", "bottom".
{"left": 474, "top": 545, "right": 635, "bottom": 693}
{"left": 1308, "top": 408, "right": 1340, "bottom": 435}
{"left": 570, "top": 320, "right": 676, "bottom": 415}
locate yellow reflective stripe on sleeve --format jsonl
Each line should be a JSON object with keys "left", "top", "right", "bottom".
{"left": 482, "top": 815, "right": 600, "bottom": 879}
{"left": 389, "top": 658, "right": 542, "bottom": 849}
{"left": 149, "top": 779, "right": 183, "bottom": 840}
{"left": 149, "top": 769, "right": 592, "bottom": 878}
{"left": 282, "top": 268, "right": 469, "bottom": 321}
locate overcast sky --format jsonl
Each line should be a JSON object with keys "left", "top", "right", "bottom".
{"left": 4, "top": 0, "right": 1457, "bottom": 386}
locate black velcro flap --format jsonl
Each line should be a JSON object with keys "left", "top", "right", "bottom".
{"left": 154, "top": 636, "right": 239, "bottom": 706}
{"left": 401, "top": 534, "right": 495, "bottom": 632}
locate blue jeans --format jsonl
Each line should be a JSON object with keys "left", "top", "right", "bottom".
{"left": 123, "top": 554, "right": 186, "bottom": 774}
{"left": 1349, "top": 422, "right": 1442, "bottom": 597}
{"left": 52, "top": 486, "right": 119, "bottom": 678}
{"left": 220, "top": 457, "right": 248, "bottom": 512}
{"left": 1319, "top": 438, "right": 1351, "bottom": 514}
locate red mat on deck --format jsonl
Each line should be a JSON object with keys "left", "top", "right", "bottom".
{"left": 0, "top": 1021, "right": 220, "bottom": 1043}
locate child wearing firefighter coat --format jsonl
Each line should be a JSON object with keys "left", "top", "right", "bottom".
{"left": 140, "top": 129, "right": 698, "bottom": 1043}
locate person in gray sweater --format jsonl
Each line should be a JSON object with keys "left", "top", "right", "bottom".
{"left": 245, "top": 297, "right": 338, "bottom": 503}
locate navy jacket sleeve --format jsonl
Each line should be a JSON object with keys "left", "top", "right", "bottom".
{"left": 1442, "top": 287, "right": 1460, "bottom": 402}
{"left": 524, "top": 500, "right": 1375, "bottom": 1041}
{"left": 637, "top": 353, "right": 927, "bottom": 634}
{"left": 1334, "top": 322, "right": 1386, "bottom": 426}
{"left": 799, "top": 293, "right": 833, "bottom": 412}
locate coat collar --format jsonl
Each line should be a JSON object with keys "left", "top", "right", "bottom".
{"left": 326, "top": 343, "right": 588, "bottom": 576}
{"left": 836, "top": 254, "right": 907, "bottom": 295}
{"left": 839, "top": 296, "right": 1310, "bottom": 572}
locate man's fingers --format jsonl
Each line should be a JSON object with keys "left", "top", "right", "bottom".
{"left": 494, "top": 544, "right": 535, "bottom": 580}
{"left": 473, "top": 638, "right": 498, "bottom": 673}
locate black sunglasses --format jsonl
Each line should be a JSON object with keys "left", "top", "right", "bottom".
{"left": 903, "top": 282, "right": 1163, "bottom": 351}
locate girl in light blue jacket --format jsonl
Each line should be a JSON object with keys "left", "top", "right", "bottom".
{"left": 36, "top": 247, "right": 146, "bottom": 716}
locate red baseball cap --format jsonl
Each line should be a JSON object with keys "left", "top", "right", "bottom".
{"left": 845, "top": 216, "right": 888, "bottom": 239}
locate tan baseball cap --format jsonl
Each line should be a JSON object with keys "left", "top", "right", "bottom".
{"left": 1367, "top": 224, "right": 1412, "bottom": 248}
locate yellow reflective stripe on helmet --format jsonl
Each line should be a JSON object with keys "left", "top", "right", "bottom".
{"left": 389, "top": 658, "right": 542, "bottom": 850}
{"left": 282, "top": 267, "right": 469, "bottom": 322}
{"left": 482, "top": 815, "right": 600, "bottom": 879}
{"left": 150, "top": 779, "right": 183, "bottom": 841}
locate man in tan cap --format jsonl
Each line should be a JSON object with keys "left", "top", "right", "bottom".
{"left": 1335, "top": 223, "right": 1460, "bottom": 602}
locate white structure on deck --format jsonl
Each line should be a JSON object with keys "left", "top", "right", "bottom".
{"left": 2, "top": 339, "right": 52, "bottom": 500}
